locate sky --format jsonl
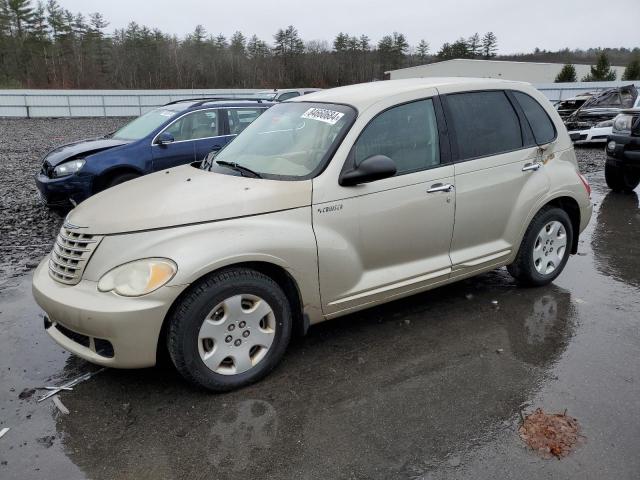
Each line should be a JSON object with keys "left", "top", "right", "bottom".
{"left": 58, "top": 0, "right": 639, "bottom": 54}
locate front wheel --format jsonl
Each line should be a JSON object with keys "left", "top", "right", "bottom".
{"left": 167, "top": 268, "right": 292, "bottom": 391}
{"left": 605, "top": 159, "right": 640, "bottom": 192}
{"left": 507, "top": 207, "right": 573, "bottom": 287}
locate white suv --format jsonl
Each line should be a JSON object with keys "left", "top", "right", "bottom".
{"left": 33, "top": 78, "right": 592, "bottom": 391}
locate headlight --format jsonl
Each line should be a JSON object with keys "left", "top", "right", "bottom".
{"left": 53, "top": 159, "right": 85, "bottom": 178}
{"left": 98, "top": 258, "right": 177, "bottom": 297}
{"left": 595, "top": 119, "right": 614, "bottom": 128}
{"left": 612, "top": 114, "right": 633, "bottom": 134}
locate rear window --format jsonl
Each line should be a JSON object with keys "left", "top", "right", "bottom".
{"left": 446, "top": 91, "right": 522, "bottom": 160}
{"left": 513, "top": 92, "right": 556, "bottom": 145}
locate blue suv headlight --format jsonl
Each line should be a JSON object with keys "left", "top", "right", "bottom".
{"left": 53, "top": 159, "right": 85, "bottom": 178}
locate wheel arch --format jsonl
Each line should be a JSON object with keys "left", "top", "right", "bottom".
{"left": 538, "top": 195, "right": 581, "bottom": 254}
{"left": 93, "top": 165, "right": 145, "bottom": 194}
{"left": 156, "top": 261, "right": 307, "bottom": 364}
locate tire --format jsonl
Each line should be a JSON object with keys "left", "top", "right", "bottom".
{"left": 605, "top": 159, "right": 640, "bottom": 193}
{"left": 106, "top": 172, "right": 140, "bottom": 189}
{"left": 507, "top": 207, "right": 573, "bottom": 287}
{"left": 167, "top": 268, "right": 292, "bottom": 392}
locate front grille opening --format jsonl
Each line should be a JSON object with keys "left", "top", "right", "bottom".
{"left": 94, "top": 339, "right": 114, "bottom": 358}
{"left": 49, "top": 227, "right": 102, "bottom": 285}
{"left": 56, "top": 323, "right": 90, "bottom": 348}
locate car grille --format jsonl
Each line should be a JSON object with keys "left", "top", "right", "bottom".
{"left": 49, "top": 226, "right": 102, "bottom": 285}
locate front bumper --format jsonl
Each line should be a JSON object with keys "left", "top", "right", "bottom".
{"left": 32, "top": 258, "right": 187, "bottom": 368}
{"left": 606, "top": 134, "right": 640, "bottom": 166}
{"left": 34, "top": 172, "right": 93, "bottom": 208}
{"left": 568, "top": 126, "right": 612, "bottom": 144}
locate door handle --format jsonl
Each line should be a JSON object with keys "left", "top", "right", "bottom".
{"left": 522, "top": 162, "right": 541, "bottom": 172}
{"left": 210, "top": 144, "right": 222, "bottom": 151}
{"left": 427, "top": 183, "right": 454, "bottom": 193}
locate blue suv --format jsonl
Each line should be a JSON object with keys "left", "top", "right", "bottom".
{"left": 35, "top": 98, "right": 272, "bottom": 208}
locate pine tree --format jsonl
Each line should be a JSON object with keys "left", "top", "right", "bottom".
{"left": 30, "top": 1, "right": 47, "bottom": 40}
{"left": 230, "top": 31, "right": 246, "bottom": 55}
{"left": 359, "top": 34, "right": 370, "bottom": 52}
{"left": 190, "top": 24, "right": 206, "bottom": 44}
{"left": 416, "top": 39, "right": 429, "bottom": 62}
{"left": 45, "top": 0, "right": 63, "bottom": 39}
{"left": 7, "top": 0, "right": 35, "bottom": 36}
{"left": 246, "top": 34, "right": 269, "bottom": 58}
{"left": 333, "top": 32, "right": 348, "bottom": 53}
{"left": 273, "top": 25, "right": 303, "bottom": 57}
{"left": 622, "top": 57, "right": 640, "bottom": 80}
{"left": 582, "top": 51, "right": 616, "bottom": 81}
{"left": 555, "top": 63, "right": 577, "bottom": 82}
{"left": 467, "top": 33, "right": 481, "bottom": 58}
{"left": 481, "top": 31, "right": 497, "bottom": 58}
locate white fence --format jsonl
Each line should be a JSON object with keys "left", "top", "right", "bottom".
{"left": 1, "top": 82, "right": 639, "bottom": 117}
{"left": 0, "top": 89, "right": 263, "bottom": 117}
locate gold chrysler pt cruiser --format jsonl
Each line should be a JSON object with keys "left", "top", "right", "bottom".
{"left": 33, "top": 78, "right": 592, "bottom": 391}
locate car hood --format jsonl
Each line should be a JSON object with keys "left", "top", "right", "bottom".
{"left": 44, "top": 137, "right": 131, "bottom": 167}
{"left": 66, "top": 164, "right": 312, "bottom": 235}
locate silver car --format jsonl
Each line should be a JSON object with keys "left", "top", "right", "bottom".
{"left": 33, "top": 78, "right": 592, "bottom": 391}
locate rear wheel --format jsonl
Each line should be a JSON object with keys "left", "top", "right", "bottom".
{"left": 508, "top": 207, "right": 573, "bottom": 286}
{"left": 605, "top": 159, "right": 640, "bottom": 192}
{"left": 167, "top": 268, "right": 292, "bottom": 391}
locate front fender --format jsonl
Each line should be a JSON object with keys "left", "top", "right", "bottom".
{"left": 83, "top": 207, "right": 323, "bottom": 323}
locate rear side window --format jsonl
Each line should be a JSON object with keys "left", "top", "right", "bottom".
{"left": 352, "top": 99, "right": 440, "bottom": 175}
{"left": 227, "top": 108, "right": 264, "bottom": 135}
{"left": 513, "top": 92, "right": 556, "bottom": 145}
{"left": 446, "top": 91, "right": 522, "bottom": 160}
{"left": 278, "top": 92, "right": 300, "bottom": 101}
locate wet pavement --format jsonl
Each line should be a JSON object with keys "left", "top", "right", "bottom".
{"left": 1, "top": 172, "right": 639, "bottom": 479}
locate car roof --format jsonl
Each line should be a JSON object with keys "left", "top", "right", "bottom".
{"left": 292, "top": 78, "right": 528, "bottom": 111}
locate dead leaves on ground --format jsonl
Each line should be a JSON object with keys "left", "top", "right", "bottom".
{"left": 519, "top": 408, "right": 581, "bottom": 458}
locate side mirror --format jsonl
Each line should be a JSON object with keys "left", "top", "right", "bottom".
{"left": 155, "top": 132, "right": 175, "bottom": 146}
{"left": 339, "top": 155, "right": 397, "bottom": 186}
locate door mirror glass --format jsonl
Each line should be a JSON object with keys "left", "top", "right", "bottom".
{"left": 155, "top": 132, "right": 175, "bottom": 146}
{"left": 339, "top": 155, "right": 397, "bottom": 186}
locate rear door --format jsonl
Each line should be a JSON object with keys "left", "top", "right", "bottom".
{"left": 442, "top": 90, "right": 551, "bottom": 275}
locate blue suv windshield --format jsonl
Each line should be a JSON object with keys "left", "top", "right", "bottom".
{"left": 112, "top": 107, "right": 180, "bottom": 141}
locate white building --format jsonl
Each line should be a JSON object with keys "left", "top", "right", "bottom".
{"left": 386, "top": 59, "right": 627, "bottom": 83}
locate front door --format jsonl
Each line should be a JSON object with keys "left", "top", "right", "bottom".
{"left": 313, "top": 98, "right": 455, "bottom": 317}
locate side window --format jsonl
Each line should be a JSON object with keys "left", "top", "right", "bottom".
{"left": 227, "top": 108, "right": 264, "bottom": 135}
{"left": 513, "top": 91, "right": 556, "bottom": 145}
{"left": 352, "top": 99, "right": 440, "bottom": 175}
{"left": 164, "top": 110, "right": 219, "bottom": 141}
{"left": 446, "top": 91, "right": 522, "bottom": 160}
{"left": 277, "top": 92, "right": 300, "bottom": 101}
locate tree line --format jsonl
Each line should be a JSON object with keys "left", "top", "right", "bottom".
{"left": 0, "top": 0, "right": 638, "bottom": 89}
{"left": 555, "top": 52, "right": 640, "bottom": 82}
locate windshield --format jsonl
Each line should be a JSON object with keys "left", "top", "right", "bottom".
{"left": 112, "top": 107, "right": 179, "bottom": 140}
{"left": 210, "top": 102, "right": 356, "bottom": 179}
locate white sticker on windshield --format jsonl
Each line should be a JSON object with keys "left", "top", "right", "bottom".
{"left": 159, "top": 110, "right": 174, "bottom": 117}
{"left": 301, "top": 107, "right": 344, "bottom": 125}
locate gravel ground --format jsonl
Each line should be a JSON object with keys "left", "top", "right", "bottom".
{"left": 0, "top": 118, "right": 608, "bottom": 284}
{"left": 0, "top": 118, "right": 130, "bottom": 284}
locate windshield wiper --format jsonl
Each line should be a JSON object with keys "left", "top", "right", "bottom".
{"left": 215, "top": 160, "right": 262, "bottom": 178}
